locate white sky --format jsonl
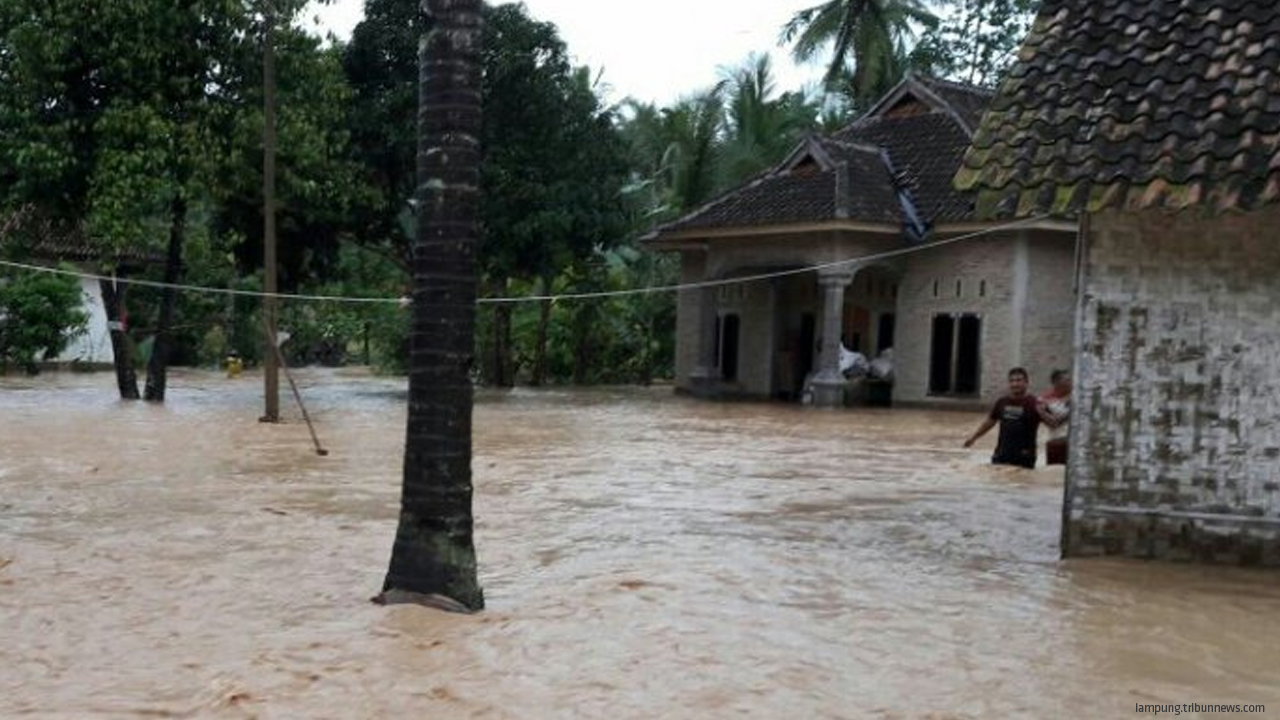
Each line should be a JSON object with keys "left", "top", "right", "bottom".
{"left": 303, "top": 0, "right": 830, "bottom": 105}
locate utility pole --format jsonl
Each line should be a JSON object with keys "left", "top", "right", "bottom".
{"left": 261, "top": 0, "right": 280, "bottom": 423}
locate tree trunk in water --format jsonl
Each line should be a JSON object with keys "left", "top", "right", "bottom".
{"left": 572, "top": 304, "right": 594, "bottom": 385}
{"left": 378, "top": 0, "right": 484, "bottom": 612}
{"left": 531, "top": 276, "right": 552, "bottom": 387}
{"left": 144, "top": 194, "right": 187, "bottom": 402}
{"left": 490, "top": 294, "right": 514, "bottom": 387}
{"left": 99, "top": 276, "right": 140, "bottom": 400}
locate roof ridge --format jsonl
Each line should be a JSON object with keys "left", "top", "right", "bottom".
{"left": 818, "top": 136, "right": 883, "bottom": 155}
{"left": 914, "top": 74, "right": 996, "bottom": 97}
{"left": 835, "top": 75, "right": 986, "bottom": 137}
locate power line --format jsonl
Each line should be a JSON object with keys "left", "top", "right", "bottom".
{"left": 0, "top": 215, "right": 1054, "bottom": 306}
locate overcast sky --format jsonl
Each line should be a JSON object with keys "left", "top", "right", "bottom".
{"left": 303, "top": 0, "right": 830, "bottom": 105}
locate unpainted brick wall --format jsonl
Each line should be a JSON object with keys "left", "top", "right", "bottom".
{"left": 1065, "top": 208, "right": 1280, "bottom": 564}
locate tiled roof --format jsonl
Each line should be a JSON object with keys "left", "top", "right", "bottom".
{"left": 956, "top": 0, "right": 1280, "bottom": 216}
{"left": 0, "top": 208, "right": 159, "bottom": 266}
{"left": 663, "top": 170, "right": 840, "bottom": 232}
{"left": 817, "top": 138, "right": 905, "bottom": 223}
{"left": 914, "top": 76, "right": 995, "bottom": 133}
{"left": 837, "top": 112, "right": 979, "bottom": 223}
{"left": 648, "top": 76, "right": 990, "bottom": 239}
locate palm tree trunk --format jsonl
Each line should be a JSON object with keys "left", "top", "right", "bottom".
{"left": 378, "top": 0, "right": 484, "bottom": 612}
{"left": 144, "top": 192, "right": 187, "bottom": 402}
{"left": 99, "top": 275, "right": 140, "bottom": 400}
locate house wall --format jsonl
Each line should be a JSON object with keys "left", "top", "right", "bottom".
{"left": 52, "top": 277, "right": 112, "bottom": 366}
{"left": 772, "top": 274, "right": 820, "bottom": 398}
{"left": 1018, "top": 231, "right": 1077, "bottom": 386}
{"left": 673, "top": 251, "right": 707, "bottom": 393}
{"left": 676, "top": 231, "right": 901, "bottom": 398}
{"left": 1065, "top": 208, "right": 1280, "bottom": 565}
{"left": 671, "top": 228, "right": 1076, "bottom": 406}
{"left": 895, "top": 233, "right": 1015, "bottom": 407}
{"left": 714, "top": 279, "right": 775, "bottom": 397}
{"left": 894, "top": 230, "right": 1075, "bottom": 408}
{"left": 842, "top": 266, "right": 899, "bottom": 355}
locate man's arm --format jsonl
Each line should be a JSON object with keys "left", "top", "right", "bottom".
{"left": 964, "top": 417, "right": 998, "bottom": 448}
{"left": 1036, "top": 402, "right": 1058, "bottom": 428}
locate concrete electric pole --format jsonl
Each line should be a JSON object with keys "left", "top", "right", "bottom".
{"left": 261, "top": 0, "right": 280, "bottom": 423}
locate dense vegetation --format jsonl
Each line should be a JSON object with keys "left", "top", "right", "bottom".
{"left": 0, "top": 0, "right": 1036, "bottom": 387}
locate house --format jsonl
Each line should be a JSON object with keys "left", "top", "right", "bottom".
{"left": 0, "top": 210, "right": 151, "bottom": 368}
{"left": 644, "top": 76, "right": 1077, "bottom": 408}
{"left": 955, "top": 1, "right": 1280, "bottom": 564}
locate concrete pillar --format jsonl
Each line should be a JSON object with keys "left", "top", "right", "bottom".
{"left": 689, "top": 287, "right": 719, "bottom": 396}
{"left": 811, "top": 269, "right": 855, "bottom": 407}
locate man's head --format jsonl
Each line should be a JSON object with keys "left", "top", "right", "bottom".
{"left": 1051, "top": 369, "right": 1073, "bottom": 396}
{"left": 1008, "top": 367, "right": 1029, "bottom": 397}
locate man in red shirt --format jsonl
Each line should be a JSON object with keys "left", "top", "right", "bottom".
{"left": 964, "top": 367, "right": 1041, "bottom": 469}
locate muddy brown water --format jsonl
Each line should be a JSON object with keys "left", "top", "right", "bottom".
{"left": 1, "top": 369, "right": 1278, "bottom": 719}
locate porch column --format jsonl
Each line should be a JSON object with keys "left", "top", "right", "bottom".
{"left": 811, "top": 268, "right": 855, "bottom": 407}
{"left": 689, "top": 287, "right": 719, "bottom": 396}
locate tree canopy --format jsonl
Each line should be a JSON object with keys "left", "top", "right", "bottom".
{"left": 0, "top": 0, "right": 1038, "bottom": 387}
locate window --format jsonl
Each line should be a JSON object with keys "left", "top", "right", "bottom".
{"left": 929, "top": 313, "right": 982, "bottom": 396}
{"left": 955, "top": 279, "right": 963, "bottom": 298}
{"left": 933, "top": 280, "right": 940, "bottom": 298}
{"left": 877, "top": 313, "right": 896, "bottom": 353}
{"left": 929, "top": 315, "right": 954, "bottom": 394}
{"left": 979, "top": 280, "right": 987, "bottom": 298}
{"left": 719, "top": 314, "right": 741, "bottom": 382}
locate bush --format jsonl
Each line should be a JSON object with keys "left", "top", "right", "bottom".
{"left": 0, "top": 272, "right": 89, "bottom": 374}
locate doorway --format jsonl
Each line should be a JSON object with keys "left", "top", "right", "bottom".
{"left": 719, "top": 314, "right": 740, "bottom": 383}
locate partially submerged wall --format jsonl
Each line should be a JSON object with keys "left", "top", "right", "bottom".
{"left": 893, "top": 230, "right": 1073, "bottom": 409}
{"left": 1065, "top": 208, "right": 1280, "bottom": 565}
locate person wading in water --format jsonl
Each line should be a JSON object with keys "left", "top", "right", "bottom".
{"left": 963, "top": 367, "right": 1042, "bottom": 469}
{"left": 1040, "top": 369, "right": 1072, "bottom": 465}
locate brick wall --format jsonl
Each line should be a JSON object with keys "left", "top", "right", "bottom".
{"left": 1065, "top": 208, "right": 1280, "bottom": 565}
{"left": 673, "top": 251, "right": 706, "bottom": 393}
{"left": 1019, "top": 232, "right": 1078, "bottom": 390}
{"left": 895, "top": 233, "right": 1017, "bottom": 407}
{"left": 714, "top": 279, "right": 774, "bottom": 397}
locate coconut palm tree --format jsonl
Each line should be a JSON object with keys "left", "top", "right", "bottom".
{"left": 621, "top": 89, "right": 725, "bottom": 220}
{"left": 377, "top": 0, "right": 484, "bottom": 613}
{"left": 719, "top": 54, "right": 821, "bottom": 183}
{"left": 781, "top": 0, "right": 938, "bottom": 105}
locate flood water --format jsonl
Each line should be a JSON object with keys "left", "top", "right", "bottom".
{"left": 1, "top": 369, "right": 1278, "bottom": 719}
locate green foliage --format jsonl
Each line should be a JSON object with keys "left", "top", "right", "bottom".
{"left": 197, "top": 325, "right": 229, "bottom": 368}
{"left": 346, "top": 2, "right": 632, "bottom": 280}
{"left": 0, "top": 272, "right": 87, "bottom": 374}
{"left": 719, "top": 54, "right": 823, "bottom": 185}
{"left": 2, "top": 0, "right": 1035, "bottom": 391}
{"left": 217, "top": 28, "right": 372, "bottom": 288}
{"left": 780, "top": 0, "right": 1038, "bottom": 105}
{"left": 918, "top": 0, "right": 1039, "bottom": 87}
{"left": 782, "top": 0, "right": 939, "bottom": 107}
{"left": 478, "top": 6, "right": 631, "bottom": 280}
{"left": 342, "top": 0, "right": 420, "bottom": 268}
{"left": 0, "top": 0, "right": 249, "bottom": 257}
{"left": 621, "top": 91, "right": 727, "bottom": 221}
{"left": 620, "top": 55, "right": 822, "bottom": 226}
